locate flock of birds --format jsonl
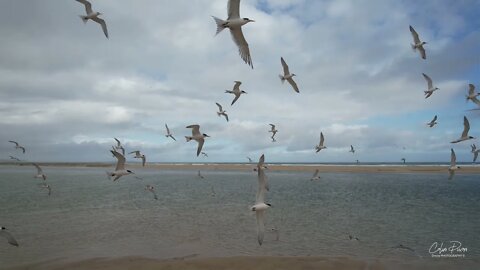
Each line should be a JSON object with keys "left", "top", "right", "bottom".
{"left": 1, "top": 0, "right": 479, "bottom": 251}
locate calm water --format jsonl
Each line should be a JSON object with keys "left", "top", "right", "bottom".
{"left": 0, "top": 165, "right": 479, "bottom": 267}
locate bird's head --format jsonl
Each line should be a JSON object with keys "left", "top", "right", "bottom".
{"left": 266, "top": 203, "right": 272, "bottom": 207}
{"left": 203, "top": 133, "right": 210, "bottom": 137}
{"left": 1, "top": 227, "right": 6, "bottom": 230}
{"left": 241, "top": 91, "right": 247, "bottom": 94}
{"left": 435, "top": 87, "right": 439, "bottom": 90}
{"left": 292, "top": 73, "right": 297, "bottom": 77}
{"left": 469, "top": 136, "right": 475, "bottom": 140}
{"left": 243, "top": 18, "right": 255, "bottom": 23}
{"left": 422, "top": 41, "right": 427, "bottom": 45}
{"left": 127, "top": 170, "right": 134, "bottom": 174}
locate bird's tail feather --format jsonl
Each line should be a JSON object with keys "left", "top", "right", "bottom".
{"left": 212, "top": 16, "right": 226, "bottom": 36}
{"left": 279, "top": 75, "right": 285, "bottom": 83}
{"left": 79, "top": 15, "right": 88, "bottom": 24}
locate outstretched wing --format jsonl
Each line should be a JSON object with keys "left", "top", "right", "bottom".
{"left": 409, "top": 25, "right": 420, "bottom": 44}
{"left": 422, "top": 73, "right": 433, "bottom": 89}
{"left": 8, "top": 141, "right": 19, "bottom": 147}
{"left": 187, "top": 124, "right": 201, "bottom": 136}
{"left": 196, "top": 138, "right": 205, "bottom": 156}
{"left": 256, "top": 210, "right": 265, "bottom": 246}
{"left": 216, "top": 102, "right": 223, "bottom": 111}
{"left": 230, "top": 28, "right": 253, "bottom": 68}
{"left": 76, "top": 0, "right": 92, "bottom": 14}
{"left": 320, "top": 132, "right": 325, "bottom": 146}
{"left": 461, "top": 116, "right": 470, "bottom": 138}
{"left": 280, "top": 57, "right": 290, "bottom": 75}
{"left": 91, "top": 17, "right": 109, "bottom": 39}
{"left": 287, "top": 77, "right": 299, "bottom": 93}
{"left": 450, "top": 148, "right": 456, "bottom": 167}
{"left": 227, "top": 0, "right": 240, "bottom": 20}
{"left": 33, "top": 163, "right": 43, "bottom": 175}
{"left": 111, "top": 150, "right": 126, "bottom": 171}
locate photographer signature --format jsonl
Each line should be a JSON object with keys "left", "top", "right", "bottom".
{"left": 429, "top": 241, "right": 467, "bottom": 256}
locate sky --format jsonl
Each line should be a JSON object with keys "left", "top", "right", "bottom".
{"left": 0, "top": 0, "right": 479, "bottom": 163}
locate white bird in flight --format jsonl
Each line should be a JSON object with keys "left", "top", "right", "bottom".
{"left": 427, "top": 115, "right": 438, "bottom": 128}
{"left": 185, "top": 125, "right": 210, "bottom": 156}
{"left": 113, "top": 138, "right": 125, "bottom": 156}
{"left": 129, "top": 150, "right": 146, "bottom": 167}
{"left": 32, "top": 163, "right": 47, "bottom": 181}
{"left": 213, "top": 0, "right": 255, "bottom": 68}
{"left": 8, "top": 141, "right": 25, "bottom": 154}
{"left": 422, "top": 73, "right": 439, "bottom": 99}
{"left": 279, "top": 57, "right": 299, "bottom": 93}
{"left": 349, "top": 145, "right": 355, "bottom": 154}
{"left": 76, "top": 0, "right": 109, "bottom": 39}
{"left": 450, "top": 116, "right": 475, "bottom": 143}
{"left": 315, "top": 132, "right": 327, "bottom": 152}
{"left": 225, "top": 81, "right": 247, "bottom": 105}
{"left": 216, "top": 102, "right": 229, "bottom": 122}
{"left": 311, "top": 169, "right": 320, "bottom": 181}
{"left": 251, "top": 154, "right": 271, "bottom": 246}
{"left": 269, "top": 124, "right": 278, "bottom": 142}
{"left": 107, "top": 150, "right": 134, "bottom": 181}
{"left": 409, "top": 25, "right": 427, "bottom": 59}
{"left": 466, "top": 84, "right": 480, "bottom": 106}
{"left": 165, "top": 124, "right": 177, "bottom": 141}
{"left": 471, "top": 144, "right": 479, "bottom": 163}
{"left": 1, "top": 227, "right": 18, "bottom": 247}
{"left": 247, "top": 157, "right": 253, "bottom": 163}
{"left": 448, "top": 148, "right": 460, "bottom": 180}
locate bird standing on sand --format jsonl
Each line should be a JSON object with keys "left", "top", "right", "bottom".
{"left": 165, "top": 124, "right": 177, "bottom": 141}
{"left": 213, "top": 0, "right": 255, "bottom": 68}
{"left": 427, "top": 115, "right": 438, "bottom": 128}
{"left": 251, "top": 154, "right": 271, "bottom": 246}
{"left": 216, "top": 103, "right": 229, "bottom": 122}
{"left": 185, "top": 125, "right": 210, "bottom": 156}
{"left": 8, "top": 141, "right": 25, "bottom": 154}
{"left": 315, "top": 132, "right": 326, "bottom": 152}
{"left": 76, "top": 0, "right": 109, "bottom": 38}
{"left": 279, "top": 57, "right": 299, "bottom": 93}
{"left": 450, "top": 116, "right": 475, "bottom": 143}
{"left": 1, "top": 227, "right": 18, "bottom": 247}
{"left": 409, "top": 25, "right": 427, "bottom": 59}
{"left": 225, "top": 81, "right": 247, "bottom": 105}
{"left": 422, "top": 73, "right": 439, "bottom": 99}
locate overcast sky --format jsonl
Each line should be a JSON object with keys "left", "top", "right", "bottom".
{"left": 0, "top": 0, "right": 479, "bottom": 163}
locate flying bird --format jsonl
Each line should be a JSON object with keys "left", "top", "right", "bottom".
{"left": 39, "top": 183, "right": 51, "bottom": 196}
{"left": 0, "top": 227, "right": 18, "bottom": 247}
{"left": 145, "top": 185, "right": 158, "bottom": 200}
{"left": 8, "top": 141, "right": 25, "bottom": 154}
{"left": 401, "top": 158, "right": 406, "bottom": 164}
{"left": 269, "top": 124, "right": 278, "bottom": 142}
{"left": 216, "top": 102, "right": 229, "bottom": 122}
{"left": 185, "top": 125, "right": 210, "bottom": 156}
{"left": 311, "top": 169, "right": 320, "bottom": 181}
{"left": 409, "top": 25, "right": 427, "bottom": 59}
{"left": 349, "top": 145, "right": 355, "bottom": 154}
{"left": 201, "top": 152, "right": 208, "bottom": 157}
{"left": 113, "top": 138, "right": 125, "bottom": 155}
{"left": 422, "top": 73, "right": 439, "bottom": 98}
{"left": 165, "top": 124, "right": 177, "bottom": 141}
{"left": 107, "top": 150, "right": 134, "bottom": 181}
{"left": 251, "top": 154, "right": 271, "bottom": 246}
{"left": 76, "top": 0, "right": 109, "bottom": 38}
{"left": 247, "top": 157, "right": 253, "bottom": 163}
{"left": 32, "top": 163, "right": 47, "bottom": 181}
{"left": 450, "top": 116, "right": 475, "bottom": 143}
{"left": 212, "top": 0, "right": 255, "bottom": 68}
{"left": 471, "top": 144, "right": 479, "bottom": 163}
{"left": 129, "top": 150, "right": 146, "bottom": 167}
{"left": 466, "top": 84, "right": 480, "bottom": 106}
{"left": 9, "top": 156, "right": 21, "bottom": 162}
{"left": 427, "top": 115, "right": 438, "bottom": 128}
{"left": 315, "top": 132, "right": 327, "bottom": 152}
{"left": 279, "top": 57, "right": 299, "bottom": 93}
{"left": 448, "top": 148, "right": 460, "bottom": 180}
{"left": 225, "top": 81, "right": 247, "bottom": 105}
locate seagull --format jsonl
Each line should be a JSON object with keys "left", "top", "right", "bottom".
{"left": 145, "top": 185, "right": 158, "bottom": 200}
{"left": 409, "top": 25, "right": 427, "bottom": 59}
{"left": 269, "top": 124, "right": 278, "bottom": 142}
{"left": 39, "top": 183, "right": 51, "bottom": 196}
{"left": 216, "top": 102, "right": 229, "bottom": 122}
{"left": 471, "top": 144, "right": 479, "bottom": 163}
{"left": 315, "top": 132, "right": 326, "bottom": 152}
{"left": 225, "top": 81, "right": 247, "bottom": 105}
{"left": 201, "top": 152, "right": 208, "bottom": 157}
{"left": 401, "top": 158, "right": 406, "bottom": 164}
{"left": 32, "top": 163, "right": 47, "bottom": 181}
{"left": 450, "top": 116, "right": 475, "bottom": 143}
{"left": 198, "top": 170, "right": 205, "bottom": 179}
{"left": 185, "top": 125, "right": 210, "bottom": 156}
{"left": 251, "top": 154, "right": 271, "bottom": 246}
{"left": 129, "top": 151, "right": 146, "bottom": 167}
{"left": 212, "top": 0, "right": 255, "bottom": 68}
{"left": 422, "top": 73, "right": 439, "bottom": 98}
{"left": 0, "top": 227, "right": 18, "bottom": 247}
{"left": 349, "top": 145, "right": 355, "bottom": 154}
{"left": 310, "top": 169, "right": 320, "bottom": 181}
{"left": 165, "top": 124, "right": 177, "bottom": 141}
{"left": 247, "top": 157, "right": 253, "bottom": 163}
{"left": 279, "top": 57, "right": 299, "bottom": 93}
{"left": 466, "top": 84, "right": 480, "bottom": 105}
{"left": 106, "top": 150, "right": 134, "bottom": 181}
{"left": 114, "top": 138, "right": 125, "bottom": 155}
{"left": 8, "top": 141, "right": 25, "bottom": 154}
{"left": 9, "top": 156, "right": 21, "bottom": 162}
{"left": 427, "top": 115, "right": 438, "bottom": 128}
{"left": 76, "top": 0, "right": 109, "bottom": 38}
{"left": 448, "top": 148, "right": 460, "bottom": 180}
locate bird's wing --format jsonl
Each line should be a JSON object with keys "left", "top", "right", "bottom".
{"left": 320, "top": 132, "right": 324, "bottom": 146}
{"left": 111, "top": 150, "right": 126, "bottom": 171}
{"left": 256, "top": 210, "right": 265, "bottom": 246}
{"left": 286, "top": 77, "right": 299, "bottom": 93}
{"left": 142, "top": 156, "right": 146, "bottom": 167}
{"left": 409, "top": 25, "right": 420, "bottom": 44}
{"left": 256, "top": 169, "right": 267, "bottom": 203}
{"left": 91, "top": 17, "right": 108, "bottom": 38}
{"left": 8, "top": 141, "right": 19, "bottom": 146}
{"left": 33, "top": 163, "right": 43, "bottom": 174}
{"left": 424, "top": 91, "right": 433, "bottom": 99}
{"left": 230, "top": 28, "right": 253, "bottom": 68}
{"left": 165, "top": 124, "right": 171, "bottom": 134}
{"left": 269, "top": 124, "right": 275, "bottom": 129}
{"left": 224, "top": 113, "right": 229, "bottom": 122}
{"left": 473, "top": 151, "right": 478, "bottom": 162}
{"left": 20, "top": 146, "right": 25, "bottom": 153}
{"left": 418, "top": 46, "right": 426, "bottom": 59}
{"left": 313, "top": 169, "right": 319, "bottom": 178}
{"left": 231, "top": 94, "right": 241, "bottom": 105}
{"left": 0, "top": 230, "right": 19, "bottom": 247}
{"left": 471, "top": 96, "right": 480, "bottom": 105}
{"left": 422, "top": 73, "right": 433, "bottom": 89}
{"left": 433, "top": 115, "right": 437, "bottom": 122}
{"left": 196, "top": 138, "right": 205, "bottom": 156}
{"left": 114, "top": 138, "right": 121, "bottom": 147}
{"left": 257, "top": 154, "right": 265, "bottom": 168}
{"left": 468, "top": 84, "right": 475, "bottom": 95}
{"left": 76, "top": 0, "right": 92, "bottom": 14}
{"left": 227, "top": 0, "right": 241, "bottom": 19}
{"left": 187, "top": 124, "right": 201, "bottom": 136}
{"left": 129, "top": 151, "right": 139, "bottom": 155}
{"left": 216, "top": 102, "right": 223, "bottom": 111}
{"left": 233, "top": 81, "right": 242, "bottom": 90}
{"left": 170, "top": 135, "right": 177, "bottom": 141}
{"left": 350, "top": 145, "right": 354, "bottom": 151}
{"left": 461, "top": 116, "right": 470, "bottom": 138}
{"left": 280, "top": 57, "right": 289, "bottom": 75}
{"left": 451, "top": 148, "right": 456, "bottom": 166}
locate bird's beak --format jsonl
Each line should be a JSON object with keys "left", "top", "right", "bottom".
{"left": 249, "top": 19, "right": 255, "bottom": 22}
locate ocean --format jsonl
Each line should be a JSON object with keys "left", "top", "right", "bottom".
{"left": 0, "top": 165, "right": 479, "bottom": 268}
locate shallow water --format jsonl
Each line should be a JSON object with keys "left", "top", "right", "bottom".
{"left": 0, "top": 165, "right": 479, "bottom": 267}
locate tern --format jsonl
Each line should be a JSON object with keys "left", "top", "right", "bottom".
{"left": 216, "top": 102, "right": 229, "bottom": 122}
{"left": 9, "top": 156, "right": 21, "bottom": 162}
{"left": 145, "top": 185, "right": 158, "bottom": 200}
{"left": 185, "top": 125, "right": 210, "bottom": 156}
{"left": 401, "top": 158, "right": 406, "bottom": 164}
{"left": 39, "top": 183, "right": 51, "bottom": 196}
{"left": 409, "top": 25, "right": 427, "bottom": 59}
{"left": 114, "top": 138, "right": 125, "bottom": 155}
{"left": 448, "top": 148, "right": 460, "bottom": 180}
{"left": 201, "top": 152, "right": 208, "bottom": 157}
{"left": 213, "top": 0, "right": 254, "bottom": 68}
{"left": 315, "top": 132, "right": 326, "bottom": 152}
{"left": 247, "top": 157, "right": 253, "bottom": 163}
{"left": 165, "top": 124, "right": 177, "bottom": 141}
{"left": 269, "top": 124, "right": 278, "bottom": 142}
{"left": 279, "top": 57, "right": 299, "bottom": 93}
{"left": 427, "top": 115, "right": 438, "bottom": 128}
{"left": 225, "top": 81, "right": 247, "bottom": 105}
{"left": 349, "top": 145, "right": 355, "bottom": 154}
{"left": 76, "top": 0, "right": 109, "bottom": 38}
{"left": 198, "top": 170, "right": 205, "bottom": 179}
{"left": 450, "top": 116, "right": 475, "bottom": 143}
{"left": 129, "top": 150, "right": 146, "bottom": 167}
{"left": 0, "top": 227, "right": 18, "bottom": 247}
{"left": 8, "top": 141, "right": 25, "bottom": 154}
{"left": 466, "top": 84, "right": 480, "bottom": 105}
{"left": 471, "top": 144, "right": 479, "bottom": 163}
{"left": 310, "top": 169, "right": 320, "bottom": 181}
{"left": 422, "top": 73, "right": 439, "bottom": 98}
{"left": 251, "top": 154, "right": 271, "bottom": 246}
{"left": 32, "top": 163, "right": 47, "bottom": 181}
{"left": 107, "top": 150, "right": 134, "bottom": 181}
